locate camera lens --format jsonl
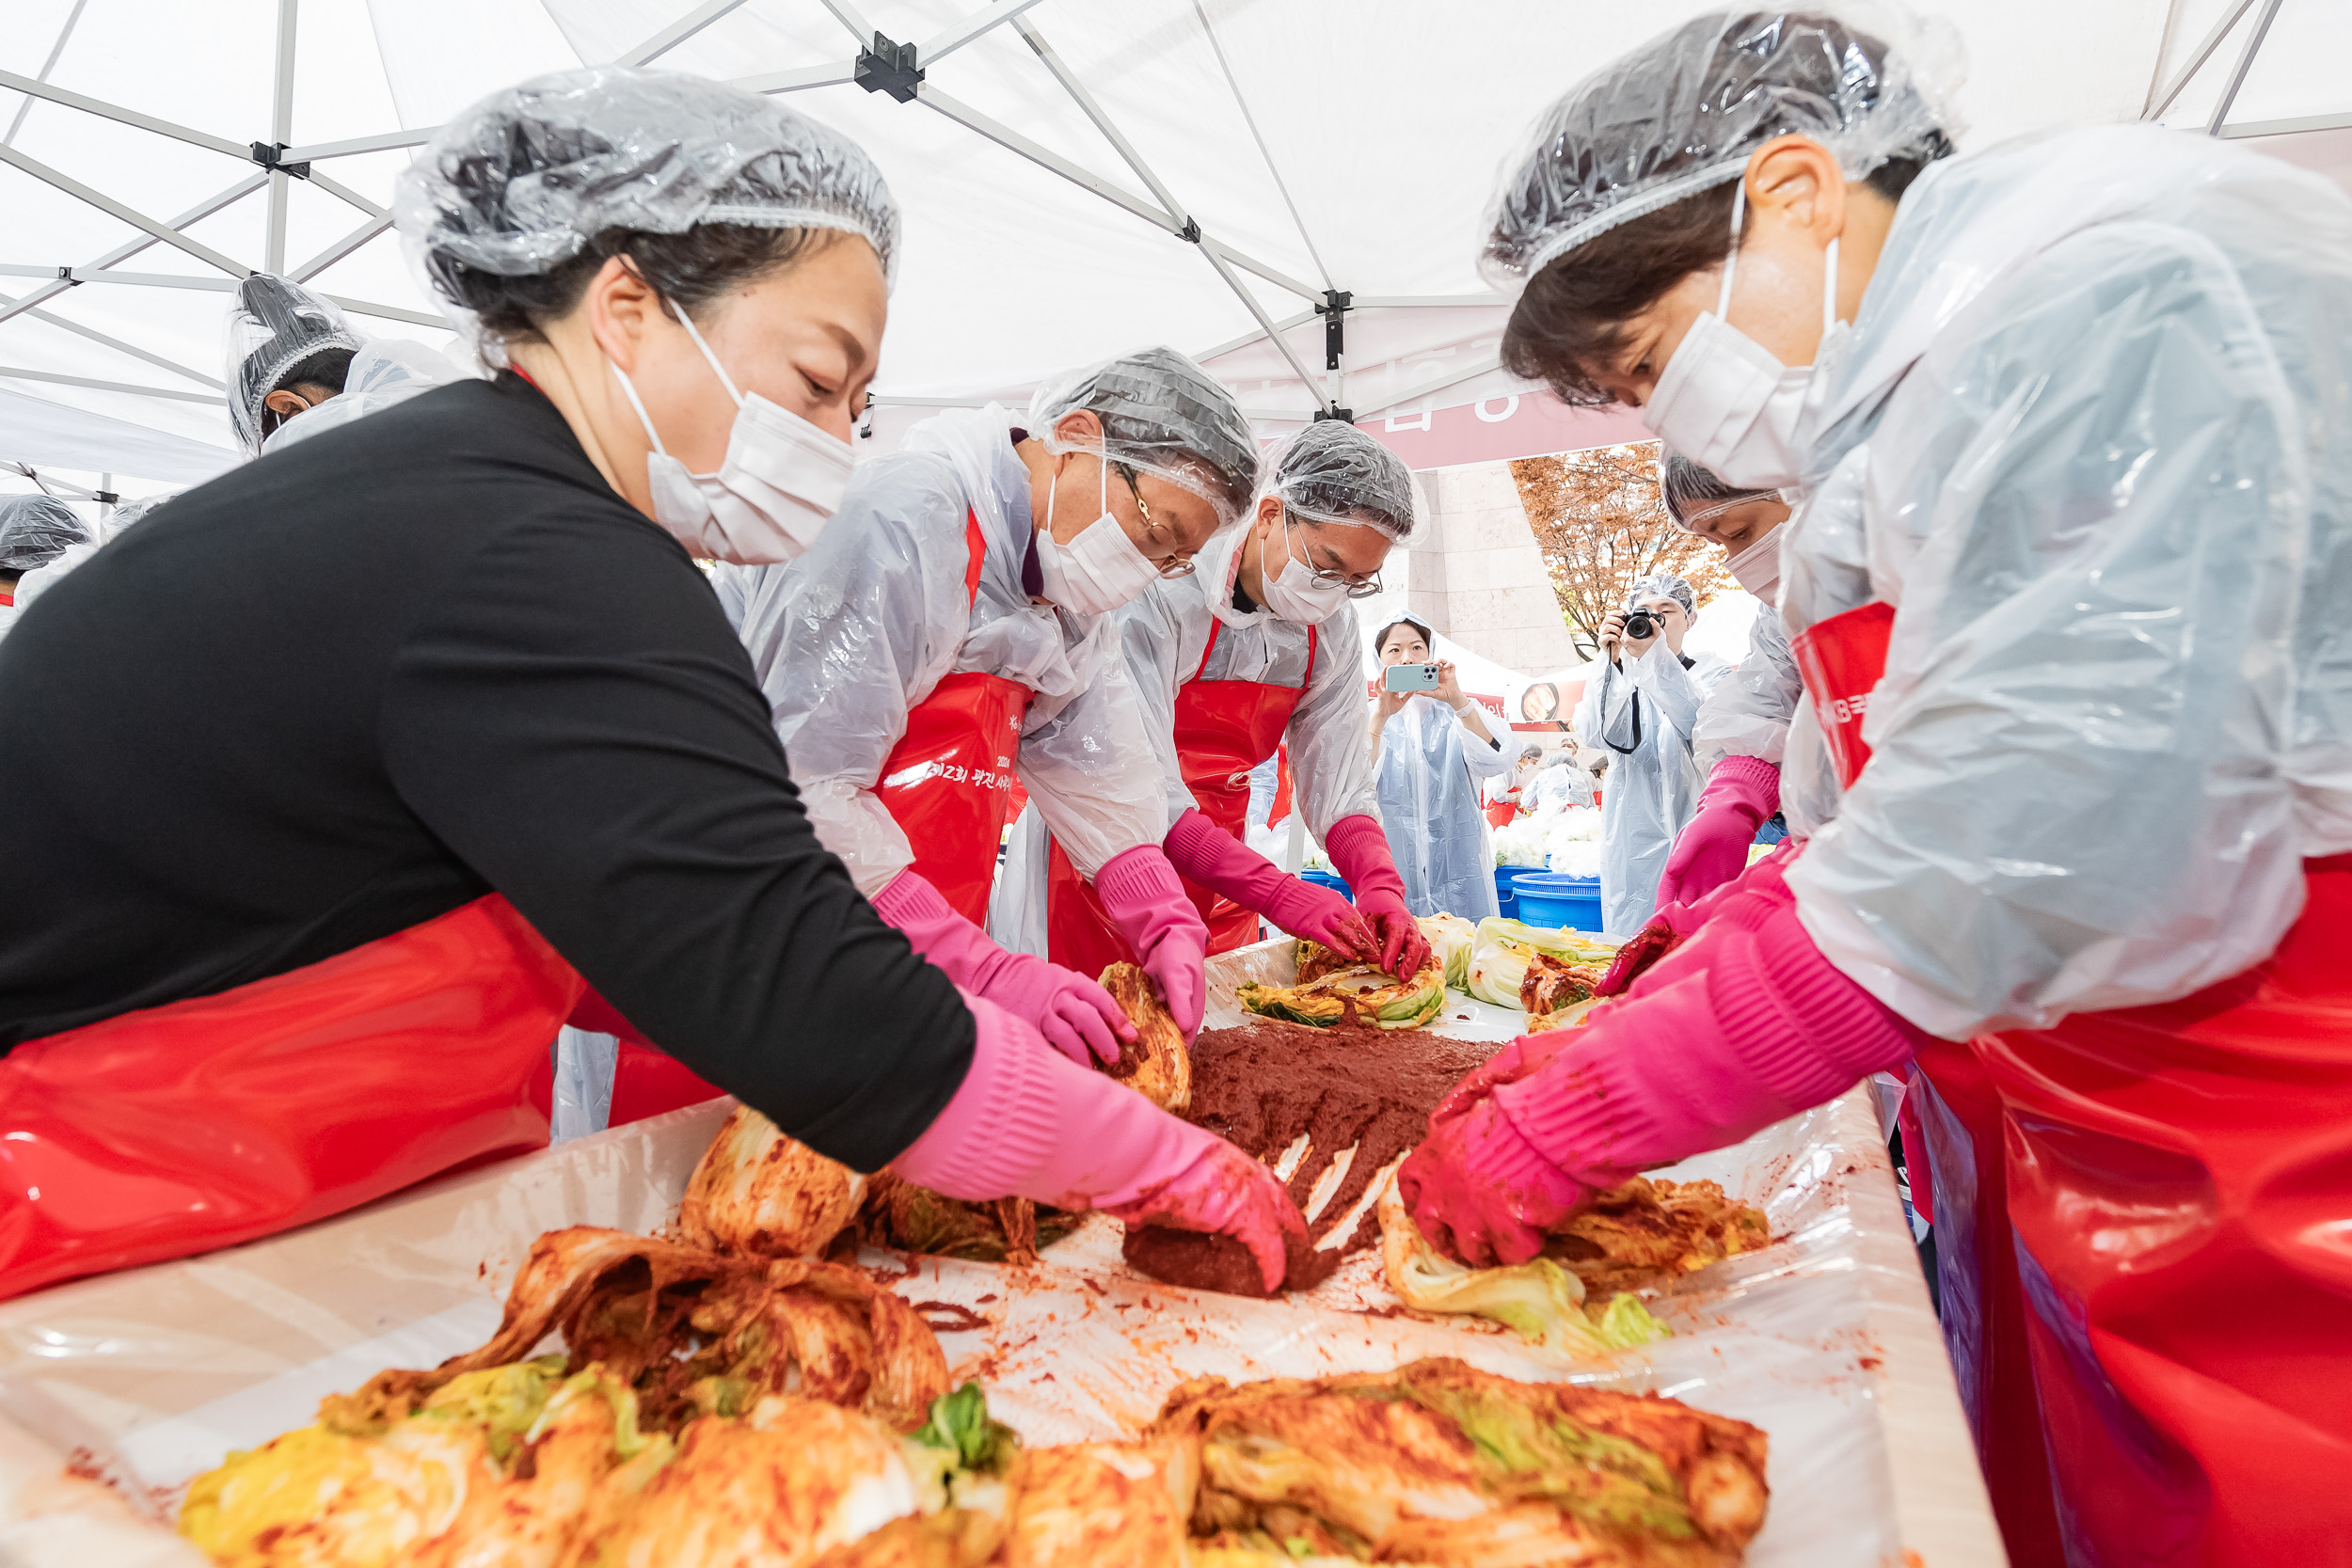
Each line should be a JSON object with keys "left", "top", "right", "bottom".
{"left": 1625, "top": 610, "right": 1656, "bottom": 640}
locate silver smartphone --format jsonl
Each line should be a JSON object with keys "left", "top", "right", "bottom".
{"left": 1383, "top": 662, "right": 1441, "bottom": 693}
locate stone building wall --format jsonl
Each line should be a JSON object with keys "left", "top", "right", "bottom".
{"left": 1401, "top": 460, "right": 1581, "bottom": 675}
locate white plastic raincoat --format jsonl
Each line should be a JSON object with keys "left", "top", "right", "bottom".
{"left": 1532, "top": 758, "right": 1596, "bottom": 813}
{"left": 737, "top": 405, "right": 1170, "bottom": 901}
{"left": 1575, "top": 642, "right": 1729, "bottom": 935}
{"left": 261, "top": 339, "right": 464, "bottom": 454}
{"left": 1776, "top": 124, "right": 2352, "bottom": 1038}
{"left": 992, "top": 549, "right": 1381, "bottom": 955}
{"left": 1374, "top": 694, "right": 1510, "bottom": 920}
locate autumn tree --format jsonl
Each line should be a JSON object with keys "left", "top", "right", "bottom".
{"left": 1510, "top": 439, "right": 1731, "bottom": 661}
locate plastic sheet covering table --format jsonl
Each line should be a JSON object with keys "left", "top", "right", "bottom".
{"left": 0, "top": 937, "right": 2004, "bottom": 1565}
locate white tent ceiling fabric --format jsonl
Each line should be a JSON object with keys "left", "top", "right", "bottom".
{"left": 4, "top": 0, "right": 2350, "bottom": 491}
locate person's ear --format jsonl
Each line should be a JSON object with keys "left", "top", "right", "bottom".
{"left": 1255, "top": 496, "right": 1285, "bottom": 544}
{"left": 262, "top": 388, "right": 311, "bottom": 418}
{"left": 1744, "top": 135, "right": 1846, "bottom": 247}
{"left": 1052, "top": 408, "right": 1104, "bottom": 451}
{"left": 583, "top": 255, "right": 666, "bottom": 375}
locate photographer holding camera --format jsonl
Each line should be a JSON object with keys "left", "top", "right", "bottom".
{"left": 1573, "top": 574, "right": 1728, "bottom": 935}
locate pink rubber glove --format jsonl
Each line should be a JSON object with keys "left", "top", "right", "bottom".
{"left": 1163, "top": 809, "right": 1375, "bottom": 958}
{"left": 891, "top": 993, "right": 1306, "bottom": 1291}
{"left": 871, "top": 870, "right": 1133, "bottom": 1068}
{"left": 1655, "top": 754, "right": 1780, "bottom": 910}
{"left": 1397, "top": 865, "right": 1931, "bottom": 1267}
{"left": 1594, "top": 838, "right": 1801, "bottom": 997}
{"left": 1091, "top": 846, "right": 1211, "bottom": 1036}
{"left": 1323, "top": 814, "right": 1430, "bottom": 980}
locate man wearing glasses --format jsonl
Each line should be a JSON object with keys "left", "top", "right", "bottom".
{"left": 735, "top": 347, "right": 1260, "bottom": 1059}
{"left": 998, "top": 420, "right": 1434, "bottom": 988}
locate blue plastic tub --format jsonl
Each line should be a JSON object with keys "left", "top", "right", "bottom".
{"left": 1493, "top": 864, "right": 1530, "bottom": 917}
{"left": 1510, "top": 872, "right": 1604, "bottom": 932}
{"left": 1299, "top": 867, "right": 1354, "bottom": 902}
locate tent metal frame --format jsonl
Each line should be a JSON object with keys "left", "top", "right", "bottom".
{"left": 0, "top": 0, "right": 1439, "bottom": 430}
{"left": 2141, "top": 0, "right": 2315, "bottom": 137}
{"left": 13, "top": 0, "right": 2339, "bottom": 446}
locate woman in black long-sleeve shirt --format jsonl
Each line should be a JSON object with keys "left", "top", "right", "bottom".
{"left": 0, "top": 66, "right": 1298, "bottom": 1301}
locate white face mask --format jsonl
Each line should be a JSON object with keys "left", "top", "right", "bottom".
{"left": 1721, "top": 522, "right": 1784, "bottom": 601}
{"left": 1642, "top": 179, "right": 1845, "bottom": 490}
{"left": 1034, "top": 458, "right": 1159, "bottom": 616}
{"left": 607, "top": 305, "right": 854, "bottom": 565}
{"left": 1257, "top": 510, "right": 1350, "bottom": 625}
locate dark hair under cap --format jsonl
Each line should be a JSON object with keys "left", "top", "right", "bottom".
{"left": 1660, "top": 451, "right": 1781, "bottom": 526}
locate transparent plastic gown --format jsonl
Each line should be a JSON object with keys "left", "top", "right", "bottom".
{"left": 262, "top": 340, "right": 464, "bottom": 454}
{"left": 1575, "top": 644, "right": 1729, "bottom": 935}
{"left": 1373, "top": 695, "right": 1510, "bottom": 921}
{"left": 737, "top": 406, "right": 1169, "bottom": 900}
{"left": 993, "top": 572, "right": 1383, "bottom": 951}
{"left": 1775, "top": 123, "right": 2352, "bottom": 1038}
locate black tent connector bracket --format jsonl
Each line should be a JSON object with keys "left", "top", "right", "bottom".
{"left": 93, "top": 491, "right": 120, "bottom": 505}
{"left": 1315, "top": 289, "right": 1352, "bottom": 371}
{"left": 1177, "top": 217, "right": 1202, "bottom": 244}
{"left": 55, "top": 266, "right": 80, "bottom": 285}
{"left": 1312, "top": 405, "right": 1356, "bottom": 424}
{"left": 855, "top": 33, "right": 925, "bottom": 103}
{"left": 249, "top": 142, "right": 312, "bottom": 180}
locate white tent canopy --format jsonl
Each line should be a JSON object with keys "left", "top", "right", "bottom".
{"left": 6, "top": 0, "right": 2351, "bottom": 496}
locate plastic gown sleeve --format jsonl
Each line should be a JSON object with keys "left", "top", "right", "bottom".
{"left": 1693, "top": 605, "right": 1802, "bottom": 770}
{"left": 1015, "top": 624, "right": 1170, "bottom": 877}
{"left": 1789, "top": 221, "right": 2321, "bottom": 1038}
{"left": 1288, "top": 603, "right": 1383, "bottom": 837}
{"left": 1581, "top": 645, "right": 1709, "bottom": 755}
{"left": 737, "top": 457, "right": 969, "bottom": 899}
{"left": 1117, "top": 586, "right": 1209, "bottom": 833}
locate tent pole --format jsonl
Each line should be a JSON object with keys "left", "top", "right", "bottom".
{"left": 4, "top": 0, "right": 90, "bottom": 147}
{"left": 1352, "top": 352, "right": 1507, "bottom": 423}
{"left": 0, "top": 147, "right": 249, "bottom": 278}
{"left": 918, "top": 0, "right": 1050, "bottom": 67}
{"left": 0, "top": 287, "right": 226, "bottom": 388}
{"left": 616, "top": 0, "right": 753, "bottom": 66}
{"left": 278, "top": 128, "right": 434, "bottom": 163}
{"left": 732, "top": 60, "right": 859, "bottom": 95}
{"left": 2204, "top": 0, "right": 2282, "bottom": 135}
{"left": 0, "top": 69, "right": 251, "bottom": 161}
{"left": 1007, "top": 17, "right": 1332, "bottom": 410}
{"left": 2141, "top": 0, "right": 2255, "bottom": 120}
{"left": 266, "top": 0, "right": 299, "bottom": 274}
{"left": 1192, "top": 309, "right": 1316, "bottom": 366}
{"left": 319, "top": 295, "right": 445, "bottom": 330}
{"left": 1190, "top": 0, "right": 1332, "bottom": 291}
{"left": 291, "top": 214, "right": 394, "bottom": 283}
{"left": 0, "top": 172, "right": 266, "bottom": 326}
{"left": 304, "top": 169, "right": 384, "bottom": 222}
{"left": 914, "top": 86, "right": 1184, "bottom": 234}
{"left": 0, "top": 366, "right": 228, "bottom": 404}
{"left": 817, "top": 0, "right": 879, "bottom": 51}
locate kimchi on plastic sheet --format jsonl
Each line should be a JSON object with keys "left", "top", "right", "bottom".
{"left": 0, "top": 939, "right": 1998, "bottom": 1566}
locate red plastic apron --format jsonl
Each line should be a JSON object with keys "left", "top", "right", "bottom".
{"left": 874, "top": 510, "right": 1033, "bottom": 926}
{"left": 602, "top": 510, "right": 1029, "bottom": 1124}
{"left": 1797, "top": 599, "right": 2352, "bottom": 1565}
{"left": 0, "top": 895, "right": 580, "bottom": 1302}
{"left": 1045, "top": 621, "right": 1314, "bottom": 977}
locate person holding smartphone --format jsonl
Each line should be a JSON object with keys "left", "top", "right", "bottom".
{"left": 1572, "top": 574, "right": 1729, "bottom": 936}
{"left": 1370, "top": 616, "right": 1510, "bottom": 920}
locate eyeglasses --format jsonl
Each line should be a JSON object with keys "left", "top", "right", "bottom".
{"left": 1113, "top": 462, "right": 1196, "bottom": 578}
{"left": 1287, "top": 510, "right": 1384, "bottom": 598}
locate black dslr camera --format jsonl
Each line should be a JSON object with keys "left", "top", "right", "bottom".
{"left": 1623, "top": 608, "right": 1660, "bottom": 641}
